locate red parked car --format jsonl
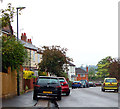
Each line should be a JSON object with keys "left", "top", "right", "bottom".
{"left": 58, "top": 77, "right": 70, "bottom": 96}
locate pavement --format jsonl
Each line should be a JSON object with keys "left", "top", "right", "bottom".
{"left": 2, "top": 91, "right": 37, "bottom": 108}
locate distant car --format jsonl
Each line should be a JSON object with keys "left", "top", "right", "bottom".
{"left": 58, "top": 77, "right": 70, "bottom": 96}
{"left": 89, "top": 81, "right": 96, "bottom": 87}
{"left": 33, "top": 76, "right": 62, "bottom": 100}
{"left": 72, "top": 81, "right": 83, "bottom": 89}
{"left": 95, "top": 82, "right": 102, "bottom": 86}
{"left": 101, "top": 78, "right": 119, "bottom": 92}
{"left": 80, "top": 80, "right": 89, "bottom": 88}
{"left": 80, "top": 80, "right": 87, "bottom": 88}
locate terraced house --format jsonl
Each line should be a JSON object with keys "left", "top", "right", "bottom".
{"left": 20, "top": 33, "right": 42, "bottom": 90}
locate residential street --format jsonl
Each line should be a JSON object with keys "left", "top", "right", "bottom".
{"left": 2, "top": 87, "right": 119, "bottom": 109}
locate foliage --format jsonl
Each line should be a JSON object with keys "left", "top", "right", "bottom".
{"left": 88, "top": 67, "right": 96, "bottom": 81}
{"left": 23, "top": 71, "right": 35, "bottom": 79}
{"left": 96, "top": 56, "right": 112, "bottom": 78}
{"left": 38, "top": 45, "right": 73, "bottom": 77}
{"left": 2, "top": 35, "right": 27, "bottom": 72}
{"left": 107, "top": 58, "right": 120, "bottom": 80}
{"left": 38, "top": 72, "right": 48, "bottom": 76}
{"left": 1, "top": 3, "right": 22, "bottom": 28}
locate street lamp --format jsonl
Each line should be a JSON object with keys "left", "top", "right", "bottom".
{"left": 16, "top": 7, "right": 26, "bottom": 40}
{"left": 16, "top": 6, "right": 26, "bottom": 96}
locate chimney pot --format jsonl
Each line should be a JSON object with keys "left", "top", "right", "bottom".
{"left": 24, "top": 33, "right": 26, "bottom": 36}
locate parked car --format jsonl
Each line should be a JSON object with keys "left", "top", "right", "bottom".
{"left": 72, "top": 81, "right": 83, "bottom": 89}
{"left": 88, "top": 81, "right": 96, "bottom": 87}
{"left": 58, "top": 77, "right": 70, "bottom": 96}
{"left": 80, "top": 80, "right": 87, "bottom": 88}
{"left": 33, "top": 76, "right": 62, "bottom": 100}
{"left": 95, "top": 82, "right": 102, "bottom": 86}
{"left": 80, "top": 80, "right": 89, "bottom": 87}
{"left": 101, "top": 78, "right": 119, "bottom": 92}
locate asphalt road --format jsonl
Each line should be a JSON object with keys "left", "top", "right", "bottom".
{"left": 56, "top": 87, "right": 118, "bottom": 107}
{"left": 2, "top": 87, "right": 119, "bottom": 109}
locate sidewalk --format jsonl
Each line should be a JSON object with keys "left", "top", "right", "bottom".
{"left": 2, "top": 91, "right": 37, "bottom": 108}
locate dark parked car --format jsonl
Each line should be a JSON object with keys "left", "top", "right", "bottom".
{"left": 80, "top": 80, "right": 89, "bottom": 87}
{"left": 72, "top": 81, "right": 83, "bottom": 89}
{"left": 80, "top": 80, "right": 87, "bottom": 88}
{"left": 89, "top": 81, "right": 96, "bottom": 87}
{"left": 33, "top": 76, "right": 62, "bottom": 100}
{"left": 58, "top": 77, "right": 70, "bottom": 96}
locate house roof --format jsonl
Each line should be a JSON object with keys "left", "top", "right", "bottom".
{"left": 75, "top": 68, "right": 88, "bottom": 74}
{"left": 68, "top": 62, "right": 75, "bottom": 66}
{"left": 20, "top": 40, "right": 38, "bottom": 51}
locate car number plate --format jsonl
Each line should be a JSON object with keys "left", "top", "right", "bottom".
{"left": 75, "top": 83, "right": 78, "bottom": 84}
{"left": 43, "top": 91, "right": 52, "bottom": 94}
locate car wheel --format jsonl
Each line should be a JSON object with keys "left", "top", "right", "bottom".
{"left": 102, "top": 88, "right": 105, "bottom": 92}
{"left": 66, "top": 90, "right": 70, "bottom": 96}
{"left": 115, "top": 89, "right": 118, "bottom": 92}
{"left": 33, "top": 92, "right": 37, "bottom": 100}
{"left": 57, "top": 95, "right": 61, "bottom": 100}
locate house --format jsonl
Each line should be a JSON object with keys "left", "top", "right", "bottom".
{"left": 20, "top": 33, "right": 42, "bottom": 90}
{"left": 64, "top": 62, "right": 76, "bottom": 81}
{"left": 75, "top": 67, "right": 88, "bottom": 81}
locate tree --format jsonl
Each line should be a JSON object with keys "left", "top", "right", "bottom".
{"left": 38, "top": 46, "right": 73, "bottom": 77}
{"left": 96, "top": 56, "right": 112, "bottom": 78}
{"left": 2, "top": 35, "right": 28, "bottom": 72}
{"left": 107, "top": 58, "right": 120, "bottom": 80}
{"left": 88, "top": 67, "right": 96, "bottom": 81}
{"left": 1, "top": 3, "right": 28, "bottom": 72}
{"left": 1, "top": 3, "right": 22, "bottom": 29}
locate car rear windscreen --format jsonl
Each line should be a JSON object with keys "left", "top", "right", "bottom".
{"left": 105, "top": 79, "right": 117, "bottom": 83}
{"left": 59, "top": 78, "right": 65, "bottom": 82}
{"left": 37, "top": 78, "right": 59, "bottom": 85}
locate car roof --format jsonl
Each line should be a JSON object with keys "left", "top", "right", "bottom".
{"left": 39, "top": 76, "right": 58, "bottom": 79}
{"left": 105, "top": 78, "right": 117, "bottom": 79}
{"left": 73, "top": 81, "right": 80, "bottom": 82}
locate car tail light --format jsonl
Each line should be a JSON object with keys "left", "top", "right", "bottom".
{"left": 56, "top": 86, "right": 61, "bottom": 88}
{"left": 103, "top": 83, "right": 105, "bottom": 86}
{"left": 35, "top": 85, "right": 40, "bottom": 87}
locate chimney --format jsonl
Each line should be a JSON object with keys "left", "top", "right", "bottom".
{"left": 21, "top": 33, "right": 27, "bottom": 42}
{"left": 86, "top": 66, "right": 88, "bottom": 72}
{"left": 27, "top": 38, "right": 32, "bottom": 44}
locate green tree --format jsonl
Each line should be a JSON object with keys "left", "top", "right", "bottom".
{"left": 96, "top": 56, "right": 112, "bottom": 78}
{"left": 1, "top": 3, "right": 22, "bottom": 29}
{"left": 88, "top": 67, "right": 96, "bottom": 81}
{"left": 2, "top": 35, "right": 27, "bottom": 72}
{"left": 38, "top": 46, "right": 73, "bottom": 77}
{"left": 1, "top": 3, "right": 27, "bottom": 72}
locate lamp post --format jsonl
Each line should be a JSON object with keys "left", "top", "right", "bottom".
{"left": 17, "top": 7, "right": 26, "bottom": 40}
{"left": 16, "top": 6, "right": 26, "bottom": 96}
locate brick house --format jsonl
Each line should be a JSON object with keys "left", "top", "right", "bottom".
{"left": 76, "top": 67, "right": 88, "bottom": 81}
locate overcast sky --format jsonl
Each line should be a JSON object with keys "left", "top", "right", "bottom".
{"left": 1, "top": 0, "right": 119, "bottom": 67}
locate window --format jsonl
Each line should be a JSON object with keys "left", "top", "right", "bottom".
{"left": 81, "top": 74, "right": 85, "bottom": 77}
{"left": 33, "top": 51, "right": 35, "bottom": 61}
{"left": 38, "top": 54, "right": 40, "bottom": 63}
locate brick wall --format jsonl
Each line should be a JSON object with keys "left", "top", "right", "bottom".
{"left": 2, "top": 67, "right": 17, "bottom": 98}
{"left": 77, "top": 74, "right": 88, "bottom": 81}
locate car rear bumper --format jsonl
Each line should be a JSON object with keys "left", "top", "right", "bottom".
{"left": 61, "top": 88, "right": 70, "bottom": 93}
{"left": 103, "top": 86, "right": 118, "bottom": 90}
